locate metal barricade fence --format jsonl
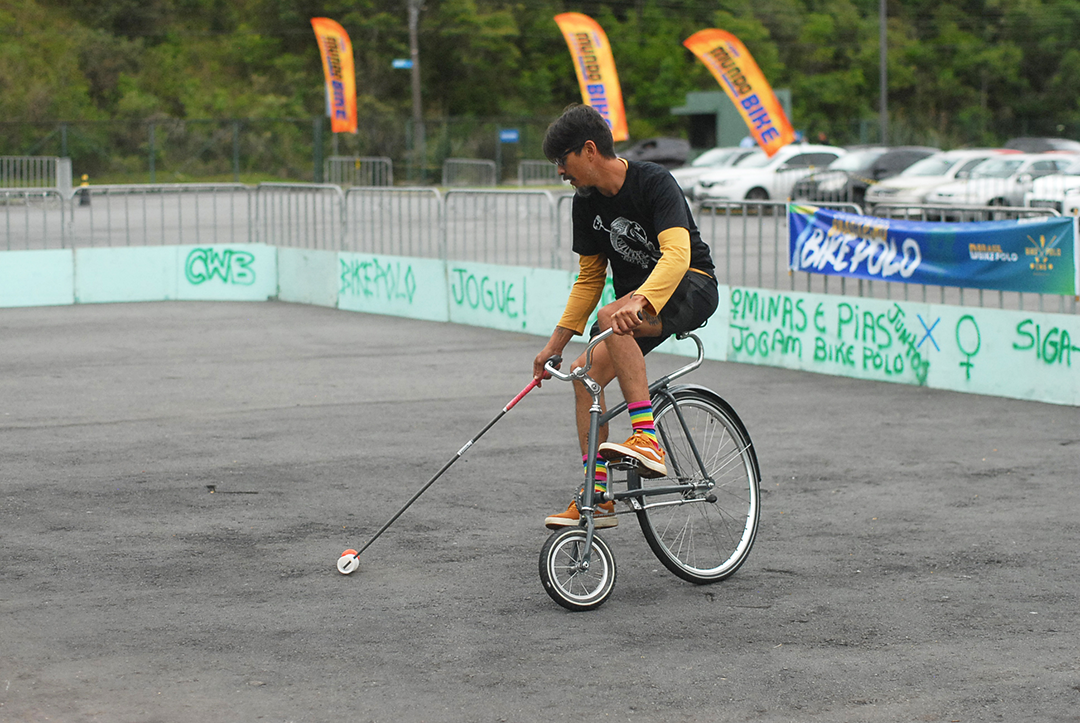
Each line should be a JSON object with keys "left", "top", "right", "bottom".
{"left": 442, "top": 159, "right": 497, "bottom": 187}
{"left": 518, "top": 160, "right": 560, "bottom": 187}
{"left": 324, "top": 156, "right": 394, "bottom": 187}
{"left": 0, "top": 189, "right": 69, "bottom": 250}
{"left": 872, "top": 203, "right": 1054, "bottom": 223}
{"left": 555, "top": 192, "right": 575, "bottom": 271}
{"left": 0, "top": 156, "right": 71, "bottom": 193}
{"left": 696, "top": 201, "right": 793, "bottom": 291}
{"left": 254, "top": 183, "right": 344, "bottom": 250}
{"left": 443, "top": 189, "right": 560, "bottom": 268}
{"left": 344, "top": 187, "right": 443, "bottom": 258}
{"left": 2, "top": 183, "right": 1075, "bottom": 313}
{"left": 71, "top": 184, "right": 253, "bottom": 248}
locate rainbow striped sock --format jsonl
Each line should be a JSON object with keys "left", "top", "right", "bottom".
{"left": 583, "top": 454, "right": 609, "bottom": 495}
{"left": 628, "top": 400, "right": 658, "bottom": 445}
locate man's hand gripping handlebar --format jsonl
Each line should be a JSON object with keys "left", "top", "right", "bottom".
{"left": 540, "top": 328, "right": 616, "bottom": 386}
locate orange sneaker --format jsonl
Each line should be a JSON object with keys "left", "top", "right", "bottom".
{"left": 598, "top": 431, "right": 667, "bottom": 478}
{"left": 544, "top": 499, "right": 618, "bottom": 530}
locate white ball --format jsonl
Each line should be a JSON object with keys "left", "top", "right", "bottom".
{"left": 337, "top": 549, "right": 360, "bottom": 575}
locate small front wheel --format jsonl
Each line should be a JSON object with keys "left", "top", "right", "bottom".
{"left": 539, "top": 527, "right": 616, "bottom": 611}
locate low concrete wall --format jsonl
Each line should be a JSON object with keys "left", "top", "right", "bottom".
{"left": 3, "top": 245, "right": 1077, "bottom": 406}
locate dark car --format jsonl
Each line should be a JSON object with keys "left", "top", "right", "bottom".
{"left": 791, "top": 146, "right": 941, "bottom": 206}
{"left": 617, "top": 137, "right": 691, "bottom": 169}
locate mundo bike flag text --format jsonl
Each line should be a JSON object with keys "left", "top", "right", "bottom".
{"left": 554, "top": 13, "right": 629, "bottom": 142}
{"left": 684, "top": 29, "right": 794, "bottom": 156}
{"left": 311, "top": 18, "right": 357, "bottom": 134}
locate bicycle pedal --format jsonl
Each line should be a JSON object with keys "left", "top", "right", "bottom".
{"left": 608, "top": 458, "right": 641, "bottom": 472}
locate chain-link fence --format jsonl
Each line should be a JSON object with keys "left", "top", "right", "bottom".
{"left": 0, "top": 116, "right": 556, "bottom": 186}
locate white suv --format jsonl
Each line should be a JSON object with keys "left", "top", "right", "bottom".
{"left": 1023, "top": 156, "right": 1080, "bottom": 213}
{"left": 692, "top": 144, "right": 845, "bottom": 203}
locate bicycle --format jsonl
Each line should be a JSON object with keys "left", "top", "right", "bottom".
{"left": 538, "top": 327, "right": 761, "bottom": 611}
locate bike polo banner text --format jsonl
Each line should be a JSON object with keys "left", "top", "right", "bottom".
{"left": 789, "top": 204, "right": 1079, "bottom": 295}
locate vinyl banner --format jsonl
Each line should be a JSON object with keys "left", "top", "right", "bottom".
{"left": 789, "top": 204, "right": 1079, "bottom": 296}
{"left": 311, "top": 17, "right": 357, "bottom": 134}
{"left": 684, "top": 29, "right": 795, "bottom": 157}
{"left": 553, "top": 13, "right": 629, "bottom": 142}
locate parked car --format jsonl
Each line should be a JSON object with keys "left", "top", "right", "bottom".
{"left": 864, "top": 148, "right": 1017, "bottom": 212}
{"left": 791, "top": 146, "right": 939, "bottom": 207}
{"left": 617, "top": 137, "right": 690, "bottom": 169}
{"left": 1023, "top": 156, "right": 1080, "bottom": 212}
{"left": 1004, "top": 137, "right": 1080, "bottom": 153}
{"left": 692, "top": 144, "right": 846, "bottom": 203}
{"left": 924, "top": 153, "right": 1077, "bottom": 209}
{"left": 670, "top": 146, "right": 758, "bottom": 198}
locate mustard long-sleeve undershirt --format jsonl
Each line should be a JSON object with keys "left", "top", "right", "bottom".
{"left": 556, "top": 226, "right": 693, "bottom": 334}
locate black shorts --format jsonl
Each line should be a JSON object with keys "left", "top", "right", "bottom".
{"left": 589, "top": 270, "right": 719, "bottom": 356}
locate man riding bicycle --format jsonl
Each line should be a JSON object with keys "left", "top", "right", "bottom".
{"left": 533, "top": 104, "right": 719, "bottom": 529}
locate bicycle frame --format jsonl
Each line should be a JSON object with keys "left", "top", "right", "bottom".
{"left": 542, "top": 328, "right": 715, "bottom": 569}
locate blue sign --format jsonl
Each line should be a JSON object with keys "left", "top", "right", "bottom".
{"left": 789, "top": 204, "right": 1078, "bottom": 296}
{"left": 392, "top": 58, "right": 413, "bottom": 69}
{"left": 499, "top": 129, "right": 520, "bottom": 144}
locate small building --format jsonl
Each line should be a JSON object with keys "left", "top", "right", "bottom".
{"left": 671, "top": 90, "right": 793, "bottom": 150}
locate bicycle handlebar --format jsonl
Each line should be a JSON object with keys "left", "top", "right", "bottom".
{"left": 543, "top": 327, "right": 616, "bottom": 383}
{"left": 543, "top": 326, "right": 706, "bottom": 389}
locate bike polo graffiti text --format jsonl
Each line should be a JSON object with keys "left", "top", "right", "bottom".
{"left": 836, "top": 302, "right": 895, "bottom": 348}
{"left": 730, "top": 288, "right": 808, "bottom": 332}
{"left": 850, "top": 303, "right": 929, "bottom": 384}
{"left": 1014, "top": 319, "right": 1078, "bottom": 366}
{"left": 450, "top": 268, "right": 524, "bottom": 319}
{"left": 340, "top": 257, "right": 416, "bottom": 303}
{"left": 185, "top": 248, "right": 255, "bottom": 286}
{"left": 730, "top": 325, "right": 802, "bottom": 358}
{"left": 728, "top": 289, "right": 930, "bottom": 384}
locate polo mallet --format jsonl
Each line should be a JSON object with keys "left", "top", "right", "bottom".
{"left": 337, "top": 372, "right": 554, "bottom": 574}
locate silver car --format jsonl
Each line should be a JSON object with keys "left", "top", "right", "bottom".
{"left": 865, "top": 149, "right": 1014, "bottom": 212}
{"left": 924, "top": 153, "right": 1077, "bottom": 208}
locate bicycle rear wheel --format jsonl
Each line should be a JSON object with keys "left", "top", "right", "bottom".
{"left": 629, "top": 387, "right": 760, "bottom": 584}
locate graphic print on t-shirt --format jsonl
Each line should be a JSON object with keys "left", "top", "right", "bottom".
{"left": 592, "top": 215, "right": 659, "bottom": 269}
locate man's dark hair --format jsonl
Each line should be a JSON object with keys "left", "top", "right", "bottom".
{"left": 542, "top": 104, "right": 617, "bottom": 162}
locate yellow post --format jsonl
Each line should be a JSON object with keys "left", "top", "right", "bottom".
{"left": 78, "top": 174, "right": 90, "bottom": 206}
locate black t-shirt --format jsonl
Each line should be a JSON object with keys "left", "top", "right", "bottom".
{"left": 571, "top": 160, "right": 714, "bottom": 299}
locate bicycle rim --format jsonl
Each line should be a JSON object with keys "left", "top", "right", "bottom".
{"left": 539, "top": 527, "right": 616, "bottom": 611}
{"left": 632, "top": 390, "right": 760, "bottom": 584}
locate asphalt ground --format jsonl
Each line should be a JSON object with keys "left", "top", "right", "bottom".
{"left": 1, "top": 301, "right": 1078, "bottom": 723}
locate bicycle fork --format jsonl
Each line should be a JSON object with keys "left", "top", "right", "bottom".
{"left": 575, "top": 374, "right": 606, "bottom": 572}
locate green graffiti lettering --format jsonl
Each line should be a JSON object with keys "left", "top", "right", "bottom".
{"left": 185, "top": 248, "right": 256, "bottom": 286}
{"left": 450, "top": 268, "right": 523, "bottom": 320}
{"left": 341, "top": 257, "right": 416, "bottom": 303}
{"left": 1014, "top": 319, "right": 1077, "bottom": 366}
